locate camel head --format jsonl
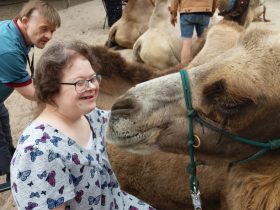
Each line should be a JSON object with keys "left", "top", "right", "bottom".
{"left": 106, "top": 24, "right": 280, "bottom": 159}
{"left": 149, "top": 0, "right": 170, "bottom": 27}
{"left": 217, "top": 0, "right": 269, "bottom": 27}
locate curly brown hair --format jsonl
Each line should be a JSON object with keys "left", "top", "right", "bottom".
{"left": 34, "top": 40, "right": 101, "bottom": 106}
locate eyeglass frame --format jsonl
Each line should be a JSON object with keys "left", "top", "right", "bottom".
{"left": 60, "top": 74, "right": 102, "bottom": 93}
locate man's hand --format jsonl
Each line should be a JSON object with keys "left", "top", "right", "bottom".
{"left": 170, "top": 13, "right": 177, "bottom": 26}
{"left": 15, "top": 82, "right": 36, "bottom": 101}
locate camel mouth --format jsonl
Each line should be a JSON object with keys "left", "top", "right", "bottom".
{"left": 105, "top": 126, "right": 160, "bottom": 149}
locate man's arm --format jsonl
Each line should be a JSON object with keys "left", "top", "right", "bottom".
{"left": 0, "top": 52, "right": 35, "bottom": 100}
{"left": 14, "top": 82, "right": 35, "bottom": 101}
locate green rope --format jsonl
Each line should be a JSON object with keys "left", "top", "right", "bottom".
{"left": 180, "top": 69, "right": 202, "bottom": 210}
{"left": 180, "top": 70, "right": 199, "bottom": 193}
{"left": 194, "top": 114, "right": 280, "bottom": 163}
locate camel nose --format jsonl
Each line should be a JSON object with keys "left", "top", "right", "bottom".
{"left": 111, "top": 96, "right": 140, "bottom": 117}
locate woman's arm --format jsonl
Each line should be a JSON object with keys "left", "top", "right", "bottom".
{"left": 54, "top": 204, "right": 66, "bottom": 210}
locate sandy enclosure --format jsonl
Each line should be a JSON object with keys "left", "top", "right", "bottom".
{"left": 0, "top": 0, "right": 280, "bottom": 209}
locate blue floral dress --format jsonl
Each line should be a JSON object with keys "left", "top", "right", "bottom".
{"left": 10, "top": 108, "right": 156, "bottom": 210}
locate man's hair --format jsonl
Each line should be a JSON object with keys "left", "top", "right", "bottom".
{"left": 18, "top": 0, "right": 61, "bottom": 27}
{"left": 34, "top": 41, "right": 101, "bottom": 106}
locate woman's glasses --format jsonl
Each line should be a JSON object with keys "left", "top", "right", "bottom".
{"left": 60, "top": 74, "right": 102, "bottom": 93}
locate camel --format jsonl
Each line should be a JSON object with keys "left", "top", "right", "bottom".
{"left": 105, "top": 23, "right": 280, "bottom": 210}
{"left": 132, "top": 0, "right": 182, "bottom": 70}
{"left": 105, "top": 0, "right": 154, "bottom": 49}
{"left": 95, "top": 20, "right": 246, "bottom": 210}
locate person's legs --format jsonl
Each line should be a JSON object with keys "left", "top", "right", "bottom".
{"left": 181, "top": 39, "right": 193, "bottom": 67}
{"left": 0, "top": 103, "right": 13, "bottom": 191}
{"left": 188, "top": 14, "right": 211, "bottom": 67}
{"left": 103, "top": 0, "right": 122, "bottom": 27}
{"left": 1, "top": 114, "right": 15, "bottom": 157}
{"left": 180, "top": 13, "right": 195, "bottom": 66}
{"left": 194, "top": 14, "right": 211, "bottom": 38}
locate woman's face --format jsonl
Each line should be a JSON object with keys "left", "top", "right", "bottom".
{"left": 54, "top": 55, "right": 99, "bottom": 117}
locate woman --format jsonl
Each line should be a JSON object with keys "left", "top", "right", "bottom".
{"left": 10, "top": 41, "right": 155, "bottom": 210}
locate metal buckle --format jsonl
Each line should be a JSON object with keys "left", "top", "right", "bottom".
{"left": 191, "top": 190, "right": 202, "bottom": 210}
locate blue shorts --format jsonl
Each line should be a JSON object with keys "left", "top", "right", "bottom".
{"left": 180, "top": 13, "right": 211, "bottom": 38}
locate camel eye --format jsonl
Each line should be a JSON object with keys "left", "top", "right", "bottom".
{"left": 203, "top": 80, "right": 255, "bottom": 117}
{"left": 217, "top": 98, "right": 252, "bottom": 116}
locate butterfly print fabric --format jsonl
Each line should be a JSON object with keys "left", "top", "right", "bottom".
{"left": 11, "top": 108, "right": 156, "bottom": 210}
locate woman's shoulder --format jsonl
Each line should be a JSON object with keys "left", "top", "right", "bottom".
{"left": 17, "top": 121, "right": 62, "bottom": 149}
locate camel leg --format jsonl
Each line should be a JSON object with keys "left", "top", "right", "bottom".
{"left": 105, "top": 25, "right": 118, "bottom": 48}
{"left": 262, "top": 5, "right": 271, "bottom": 22}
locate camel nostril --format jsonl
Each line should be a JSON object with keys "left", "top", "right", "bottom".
{"left": 111, "top": 97, "right": 139, "bottom": 116}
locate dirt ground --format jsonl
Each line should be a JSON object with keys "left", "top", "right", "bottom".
{"left": 0, "top": 0, "right": 280, "bottom": 209}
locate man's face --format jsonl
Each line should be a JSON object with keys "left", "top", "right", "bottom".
{"left": 24, "top": 10, "right": 57, "bottom": 49}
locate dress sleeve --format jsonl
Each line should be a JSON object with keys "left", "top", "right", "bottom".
{"left": 0, "top": 52, "right": 31, "bottom": 84}
{"left": 11, "top": 145, "right": 75, "bottom": 209}
{"left": 88, "top": 108, "right": 110, "bottom": 137}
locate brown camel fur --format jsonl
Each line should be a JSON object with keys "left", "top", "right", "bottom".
{"left": 105, "top": 0, "right": 154, "bottom": 49}
{"left": 106, "top": 23, "right": 280, "bottom": 210}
